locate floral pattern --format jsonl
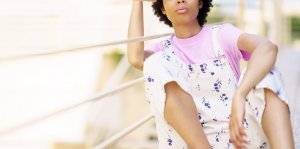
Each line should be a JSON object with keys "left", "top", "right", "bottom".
{"left": 143, "top": 27, "right": 288, "bottom": 149}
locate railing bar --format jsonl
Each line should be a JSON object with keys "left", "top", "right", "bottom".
{"left": 0, "top": 33, "right": 172, "bottom": 61}
{"left": 93, "top": 114, "right": 154, "bottom": 149}
{"left": 0, "top": 77, "right": 144, "bottom": 138}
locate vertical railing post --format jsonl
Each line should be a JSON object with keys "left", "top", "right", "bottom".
{"left": 237, "top": 0, "right": 245, "bottom": 30}
{"left": 273, "top": 0, "right": 283, "bottom": 47}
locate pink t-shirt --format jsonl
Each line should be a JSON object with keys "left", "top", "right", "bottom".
{"left": 145, "top": 23, "right": 250, "bottom": 80}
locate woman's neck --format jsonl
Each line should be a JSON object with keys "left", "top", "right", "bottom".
{"left": 173, "top": 21, "right": 202, "bottom": 39}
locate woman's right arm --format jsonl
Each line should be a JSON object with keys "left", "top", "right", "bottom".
{"left": 127, "top": 1, "right": 146, "bottom": 71}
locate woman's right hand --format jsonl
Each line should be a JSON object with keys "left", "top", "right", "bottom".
{"left": 229, "top": 91, "right": 249, "bottom": 149}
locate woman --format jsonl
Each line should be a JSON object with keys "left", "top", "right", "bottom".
{"left": 127, "top": 0, "right": 295, "bottom": 148}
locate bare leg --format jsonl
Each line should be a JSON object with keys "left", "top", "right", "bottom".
{"left": 164, "top": 81, "right": 210, "bottom": 149}
{"left": 262, "top": 88, "right": 295, "bottom": 149}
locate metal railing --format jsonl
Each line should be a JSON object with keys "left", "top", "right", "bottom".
{"left": 93, "top": 114, "right": 154, "bottom": 149}
{"left": 0, "top": 33, "right": 172, "bottom": 61}
{"left": 0, "top": 77, "right": 144, "bottom": 137}
{"left": 0, "top": 33, "right": 172, "bottom": 149}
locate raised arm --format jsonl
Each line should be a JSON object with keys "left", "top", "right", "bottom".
{"left": 127, "top": 0, "right": 145, "bottom": 71}
{"left": 236, "top": 33, "right": 278, "bottom": 97}
{"left": 230, "top": 33, "right": 279, "bottom": 148}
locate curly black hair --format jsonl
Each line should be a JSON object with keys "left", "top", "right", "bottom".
{"left": 152, "top": 0, "right": 213, "bottom": 27}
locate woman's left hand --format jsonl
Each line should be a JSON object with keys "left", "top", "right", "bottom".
{"left": 229, "top": 91, "right": 249, "bottom": 149}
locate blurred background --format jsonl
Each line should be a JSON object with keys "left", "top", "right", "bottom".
{"left": 0, "top": 0, "right": 299, "bottom": 149}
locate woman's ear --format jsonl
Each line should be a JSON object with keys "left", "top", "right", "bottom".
{"left": 199, "top": 0, "right": 203, "bottom": 9}
{"left": 161, "top": 7, "right": 166, "bottom": 15}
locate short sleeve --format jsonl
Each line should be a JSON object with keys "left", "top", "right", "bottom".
{"left": 218, "top": 23, "right": 250, "bottom": 61}
{"left": 145, "top": 40, "right": 164, "bottom": 53}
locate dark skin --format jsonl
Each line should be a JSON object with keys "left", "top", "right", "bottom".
{"left": 127, "top": 0, "right": 294, "bottom": 148}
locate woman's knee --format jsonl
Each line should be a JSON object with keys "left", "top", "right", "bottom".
{"left": 165, "top": 81, "right": 180, "bottom": 94}
{"left": 264, "top": 88, "right": 288, "bottom": 108}
{"left": 164, "top": 82, "right": 181, "bottom": 117}
{"left": 165, "top": 81, "right": 190, "bottom": 98}
{"left": 163, "top": 81, "right": 192, "bottom": 119}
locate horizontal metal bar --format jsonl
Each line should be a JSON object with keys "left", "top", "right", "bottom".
{"left": 93, "top": 114, "right": 154, "bottom": 149}
{"left": 0, "top": 33, "right": 172, "bottom": 61}
{"left": 0, "top": 77, "right": 144, "bottom": 138}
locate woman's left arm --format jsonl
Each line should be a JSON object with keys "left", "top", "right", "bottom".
{"left": 229, "top": 33, "right": 278, "bottom": 148}
{"left": 236, "top": 33, "right": 278, "bottom": 98}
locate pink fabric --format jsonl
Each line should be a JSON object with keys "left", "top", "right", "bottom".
{"left": 145, "top": 23, "right": 250, "bottom": 80}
